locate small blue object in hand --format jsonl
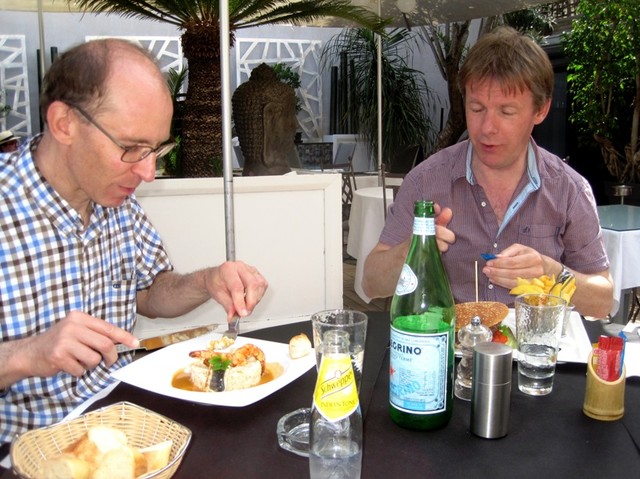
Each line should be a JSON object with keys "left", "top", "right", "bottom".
{"left": 480, "top": 253, "right": 497, "bottom": 261}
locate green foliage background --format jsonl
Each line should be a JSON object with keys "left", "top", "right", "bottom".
{"left": 564, "top": 0, "right": 640, "bottom": 183}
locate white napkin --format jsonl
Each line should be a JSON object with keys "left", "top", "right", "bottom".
{"left": 622, "top": 321, "right": 640, "bottom": 377}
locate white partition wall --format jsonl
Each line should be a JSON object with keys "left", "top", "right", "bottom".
{"left": 133, "top": 174, "right": 343, "bottom": 337}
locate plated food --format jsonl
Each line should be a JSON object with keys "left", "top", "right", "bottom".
{"left": 288, "top": 333, "right": 312, "bottom": 359}
{"left": 186, "top": 343, "right": 267, "bottom": 392}
{"left": 455, "top": 301, "right": 515, "bottom": 348}
{"left": 112, "top": 335, "right": 316, "bottom": 407}
{"left": 508, "top": 273, "right": 576, "bottom": 304}
{"left": 175, "top": 333, "right": 312, "bottom": 393}
{"left": 455, "top": 301, "right": 509, "bottom": 332}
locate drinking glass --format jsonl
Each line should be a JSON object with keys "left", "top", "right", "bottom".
{"left": 277, "top": 309, "right": 368, "bottom": 458}
{"left": 515, "top": 294, "right": 566, "bottom": 396}
{"left": 311, "top": 310, "right": 368, "bottom": 392}
{"left": 561, "top": 303, "right": 575, "bottom": 337}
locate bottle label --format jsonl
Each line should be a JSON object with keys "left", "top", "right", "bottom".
{"left": 395, "top": 264, "right": 418, "bottom": 296}
{"left": 389, "top": 326, "right": 449, "bottom": 414}
{"left": 313, "top": 354, "right": 360, "bottom": 422}
{"left": 413, "top": 216, "right": 435, "bottom": 236}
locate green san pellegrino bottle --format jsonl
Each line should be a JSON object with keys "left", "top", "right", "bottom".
{"left": 389, "top": 200, "right": 456, "bottom": 430}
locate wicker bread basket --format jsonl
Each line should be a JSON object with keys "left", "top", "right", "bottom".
{"left": 11, "top": 401, "right": 191, "bottom": 479}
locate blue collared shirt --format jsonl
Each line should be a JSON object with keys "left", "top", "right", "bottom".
{"left": 465, "top": 141, "right": 541, "bottom": 235}
{"left": 0, "top": 136, "right": 172, "bottom": 444}
{"left": 381, "top": 139, "right": 608, "bottom": 305}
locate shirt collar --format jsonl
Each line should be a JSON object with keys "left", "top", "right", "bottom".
{"left": 20, "top": 135, "right": 107, "bottom": 240}
{"left": 465, "top": 140, "right": 541, "bottom": 234}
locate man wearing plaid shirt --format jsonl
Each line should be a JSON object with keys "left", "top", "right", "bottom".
{"left": 0, "top": 39, "right": 268, "bottom": 446}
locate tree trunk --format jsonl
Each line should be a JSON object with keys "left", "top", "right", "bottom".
{"left": 180, "top": 24, "right": 223, "bottom": 177}
{"left": 433, "top": 22, "right": 469, "bottom": 152}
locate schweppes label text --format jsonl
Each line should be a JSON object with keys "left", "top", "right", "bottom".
{"left": 313, "top": 354, "right": 360, "bottom": 422}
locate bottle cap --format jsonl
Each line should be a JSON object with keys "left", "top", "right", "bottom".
{"left": 473, "top": 342, "right": 513, "bottom": 386}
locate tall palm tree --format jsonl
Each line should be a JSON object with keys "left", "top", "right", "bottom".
{"left": 70, "top": 0, "right": 385, "bottom": 177}
{"left": 321, "top": 28, "right": 438, "bottom": 167}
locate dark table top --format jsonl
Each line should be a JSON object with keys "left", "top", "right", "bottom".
{"left": 2, "top": 313, "right": 639, "bottom": 478}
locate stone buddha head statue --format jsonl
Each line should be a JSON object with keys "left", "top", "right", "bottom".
{"left": 232, "top": 63, "right": 301, "bottom": 176}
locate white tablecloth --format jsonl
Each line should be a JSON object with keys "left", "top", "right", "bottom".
{"left": 346, "top": 186, "right": 395, "bottom": 302}
{"left": 597, "top": 205, "right": 640, "bottom": 317}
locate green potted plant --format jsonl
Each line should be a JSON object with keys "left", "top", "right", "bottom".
{"left": 272, "top": 62, "right": 304, "bottom": 144}
{"left": 69, "top": 0, "right": 384, "bottom": 177}
{"left": 272, "top": 63, "right": 302, "bottom": 113}
{"left": 563, "top": 0, "right": 640, "bottom": 189}
{"left": 0, "top": 89, "right": 11, "bottom": 118}
{"left": 321, "top": 28, "right": 439, "bottom": 172}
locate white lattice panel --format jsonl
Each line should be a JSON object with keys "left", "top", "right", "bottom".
{"left": 0, "top": 35, "right": 31, "bottom": 137}
{"left": 236, "top": 38, "right": 323, "bottom": 140}
{"left": 86, "top": 36, "right": 184, "bottom": 78}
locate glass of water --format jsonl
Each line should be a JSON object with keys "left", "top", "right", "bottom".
{"left": 515, "top": 294, "right": 566, "bottom": 396}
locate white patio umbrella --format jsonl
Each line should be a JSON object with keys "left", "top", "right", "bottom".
{"left": 2, "top": 0, "right": 561, "bottom": 258}
{"left": 219, "top": 0, "right": 561, "bottom": 257}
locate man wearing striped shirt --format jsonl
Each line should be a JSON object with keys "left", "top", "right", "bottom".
{"left": 362, "top": 27, "right": 613, "bottom": 319}
{"left": 0, "top": 39, "right": 268, "bottom": 445}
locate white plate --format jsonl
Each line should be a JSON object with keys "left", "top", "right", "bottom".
{"left": 112, "top": 334, "right": 316, "bottom": 407}
{"left": 456, "top": 309, "right": 592, "bottom": 364}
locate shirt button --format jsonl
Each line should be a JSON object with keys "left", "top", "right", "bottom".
{"left": 493, "top": 243, "right": 498, "bottom": 248}
{"left": 481, "top": 201, "right": 487, "bottom": 207}
{"left": 488, "top": 284, "right": 494, "bottom": 290}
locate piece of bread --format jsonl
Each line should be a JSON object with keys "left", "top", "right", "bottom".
{"left": 42, "top": 426, "right": 172, "bottom": 479}
{"left": 132, "top": 447, "right": 147, "bottom": 478}
{"left": 139, "top": 440, "right": 173, "bottom": 474}
{"left": 67, "top": 426, "right": 128, "bottom": 464}
{"left": 88, "top": 426, "right": 128, "bottom": 455}
{"left": 92, "top": 447, "right": 135, "bottom": 479}
{"left": 39, "top": 454, "right": 92, "bottom": 479}
{"left": 455, "top": 301, "right": 509, "bottom": 332}
{"left": 289, "top": 333, "right": 312, "bottom": 359}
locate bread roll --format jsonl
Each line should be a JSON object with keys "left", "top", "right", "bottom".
{"left": 40, "top": 454, "right": 92, "bottom": 479}
{"left": 67, "top": 426, "right": 128, "bottom": 464}
{"left": 140, "top": 440, "right": 173, "bottom": 474}
{"left": 92, "top": 447, "right": 135, "bottom": 479}
{"left": 289, "top": 333, "right": 312, "bottom": 359}
{"left": 455, "top": 301, "right": 509, "bottom": 332}
{"left": 41, "top": 426, "right": 172, "bottom": 479}
{"left": 132, "top": 448, "right": 147, "bottom": 478}
{"left": 87, "top": 426, "right": 128, "bottom": 455}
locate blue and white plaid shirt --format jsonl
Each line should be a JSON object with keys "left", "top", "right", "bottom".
{"left": 0, "top": 136, "right": 172, "bottom": 444}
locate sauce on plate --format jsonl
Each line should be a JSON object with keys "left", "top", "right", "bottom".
{"left": 172, "top": 362, "right": 285, "bottom": 392}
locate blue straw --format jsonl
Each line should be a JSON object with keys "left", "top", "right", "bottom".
{"left": 618, "top": 331, "right": 627, "bottom": 379}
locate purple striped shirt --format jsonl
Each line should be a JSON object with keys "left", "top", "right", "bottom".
{"left": 380, "top": 140, "right": 609, "bottom": 305}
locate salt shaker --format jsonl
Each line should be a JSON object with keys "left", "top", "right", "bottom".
{"left": 470, "top": 341, "right": 513, "bottom": 439}
{"left": 455, "top": 316, "right": 492, "bottom": 400}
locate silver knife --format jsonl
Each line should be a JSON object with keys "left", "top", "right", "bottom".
{"left": 116, "top": 324, "right": 218, "bottom": 353}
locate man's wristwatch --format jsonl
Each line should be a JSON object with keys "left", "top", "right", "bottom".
{"left": 558, "top": 264, "right": 573, "bottom": 282}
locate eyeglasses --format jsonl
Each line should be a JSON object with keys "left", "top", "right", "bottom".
{"left": 71, "top": 105, "right": 176, "bottom": 163}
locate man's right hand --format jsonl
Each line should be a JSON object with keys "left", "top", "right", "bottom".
{"left": 435, "top": 204, "right": 455, "bottom": 252}
{"left": 0, "top": 311, "right": 138, "bottom": 388}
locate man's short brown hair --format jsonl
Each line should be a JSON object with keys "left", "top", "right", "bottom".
{"left": 458, "top": 26, "right": 554, "bottom": 110}
{"left": 40, "top": 39, "right": 160, "bottom": 121}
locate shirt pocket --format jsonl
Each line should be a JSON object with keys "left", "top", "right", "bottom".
{"left": 517, "top": 223, "right": 561, "bottom": 259}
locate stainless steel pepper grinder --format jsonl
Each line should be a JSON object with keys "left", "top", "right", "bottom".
{"left": 470, "top": 341, "right": 513, "bottom": 439}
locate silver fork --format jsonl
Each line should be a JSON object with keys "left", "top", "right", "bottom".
{"left": 222, "top": 316, "right": 240, "bottom": 341}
